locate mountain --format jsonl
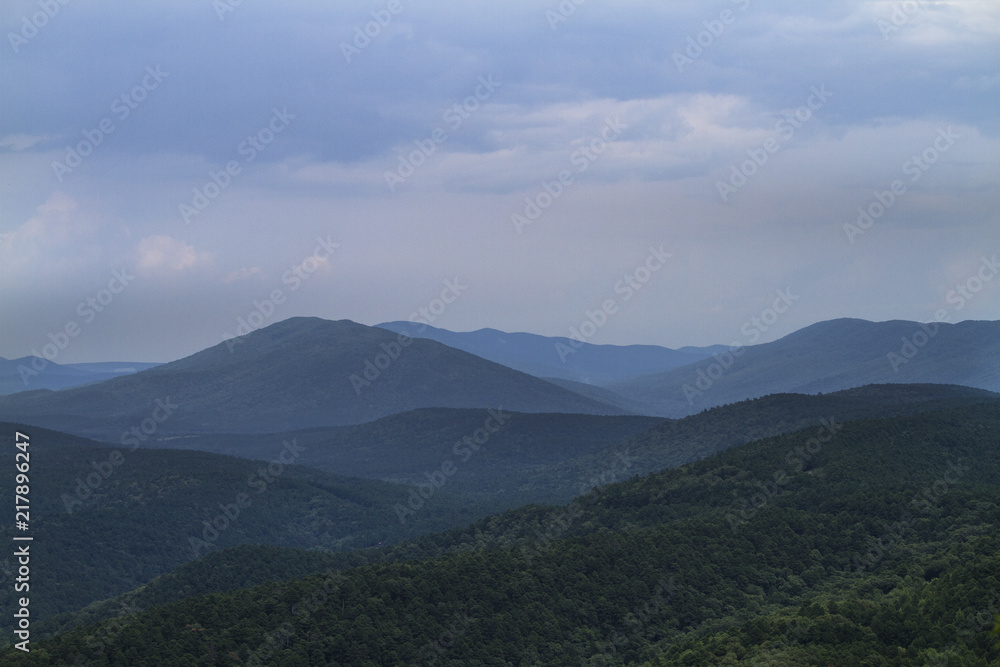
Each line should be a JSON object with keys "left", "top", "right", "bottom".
{"left": 10, "top": 401, "right": 999, "bottom": 664}
{"left": 15, "top": 385, "right": 998, "bottom": 647}
{"left": 377, "top": 320, "right": 728, "bottom": 384}
{"left": 609, "top": 318, "right": 1000, "bottom": 417}
{"left": 527, "top": 383, "right": 1000, "bottom": 499}
{"left": 142, "top": 408, "right": 665, "bottom": 509}
{"left": 0, "top": 357, "right": 159, "bottom": 395}
{"left": 149, "top": 384, "right": 998, "bottom": 510}
{"left": 0, "top": 317, "right": 625, "bottom": 439}
{"left": 0, "top": 422, "right": 493, "bottom": 633}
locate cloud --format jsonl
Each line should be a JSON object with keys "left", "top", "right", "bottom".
{"left": 223, "top": 266, "right": 263, "bottom": 283}
{"left": 32, "top": 190, "right": 77, "bottom": 217}
{"left": 134, "top": 236, "right": 213, "bottom": 276}
{"left": 290, "top": 93, "right": 777, "bottom": 195}
{"left": 0, "top": 134, "right": 54, "bottom": 151}
{"left": 1, "top": 0, "right": 998, "bottom": 362}
{"left": 0, "top": 193, "right": 100, "bottom": 277}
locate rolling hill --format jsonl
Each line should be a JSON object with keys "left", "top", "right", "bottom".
{"left": 0, "top": 422, "right": 495, "bottom": 634}
{"left": 377, "top": 320, "right": 728, "bottom": 384}
{"left": 609, "top": 318, "right": 1000, "bottom": 417}
{"left": 11, "top": 384, "right": 998, "bottom": 650}
{"left": 144, "top": 409, "right": 664, "bottom": 508}
{"left": 9, "top": 401, "right": 999, "bottom": 664}
{"left": 0, "top": 357, "right": 159, "bottom": 395}
{"left": 0, "top": 317, "right": 625, "bottom": 440}
{"left": 147, "top": 384, "right": 999, "bottom": 510}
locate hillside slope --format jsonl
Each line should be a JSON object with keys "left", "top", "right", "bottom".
{"left": 9, "top": 401, "right": 1000, "bottom": 664}
{"left": 0, "top": 317, "right": 625, "bottom": 439}
{"left": 0, "top": 424, "right": 492, "bottom": 631}
{"left": 377, "top": 320, "right": 727, "bottom": 384}
{"left": 610, "top": 318, "right": 1000, "bottom": 417}
{"left": 142, "top": 384, "right": 997, "bottom": 510}
{"left": 0, "top": 357, "right": 159, "bottom": 395}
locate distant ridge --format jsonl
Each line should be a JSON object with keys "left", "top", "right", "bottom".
{"left": 377, "top": 320, "right": 727, "bottom": 384}
{"left": 609, "top": 318, "right": 1000, "bottom": 417}
{"left": 0, "top": 317, "right": 625, "bottom": 439}
{"left": 0, "top": 357, "right": 160, "bottom": 395}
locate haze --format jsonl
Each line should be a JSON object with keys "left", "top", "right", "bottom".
{"left": 1, "top": 0, "right": 998, "bottom": 363}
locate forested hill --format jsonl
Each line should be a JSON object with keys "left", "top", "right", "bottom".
{"left": 129, "top": 384, "right": 1000, "bottom": 511}
{"left": 0, "top": 435, "right": 488, "bottom": 636}
{"left": 7, "top": 401, "right": 1000, "bottom": 665}
{"left": 0, "top": 317, "right": 622, "bottom": 439}
{"left": 609, "top": 318, "right": 1000, "bottom": 417}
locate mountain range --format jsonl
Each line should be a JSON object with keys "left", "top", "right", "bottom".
{"left": 607, "top": 317, "right": 1000, "bottom": 416}
{"left": 382, "top": 317, "right": 1000, "bottom": 418}
{"left": 0, "top": 422, "right": 485, "bottom": 633}
{"left": 6, "top": 399, "right": 999, "bottom": 664}
{"left": 3, "top": 382, "right": 996, "bottom": 643}
{"left": 1, "top": 314, "right": 999, "bottom": 662}
{"left": 0, "top": 318, "right": 624, "bottom": 439}
{"left": 0, "top": 357, "right": 159, "bottom": 396}
{"left": 1, "top": 317, "right": 997, "bottom": 439}
{"left": 129, "top": 383, "right": 998, "bottom": 510}
{"left": 376, "top": 320, "right": 728, "bottom": 384}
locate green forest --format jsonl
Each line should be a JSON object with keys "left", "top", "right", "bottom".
{"left": 4, "top": 399, "right": 999, "bottom": 665}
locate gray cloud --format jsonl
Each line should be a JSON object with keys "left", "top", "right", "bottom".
{"left": 1, "top": 0, "right": 997, "bottom": 362}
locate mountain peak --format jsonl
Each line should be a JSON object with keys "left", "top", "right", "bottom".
{"left": 0, "top": 317, "right": 623, "bottom": 439}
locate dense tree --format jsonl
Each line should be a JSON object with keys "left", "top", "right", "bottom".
{"left": 3, "top": 401, "right": 999, "bottom": 664}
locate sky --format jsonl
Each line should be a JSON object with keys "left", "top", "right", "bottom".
{"left": 1, "top": 0, "right": 998, "bottom": 363}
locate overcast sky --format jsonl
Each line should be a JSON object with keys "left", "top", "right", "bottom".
{"left": 1, "top": 0, "right": 998, "bottom": 363}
